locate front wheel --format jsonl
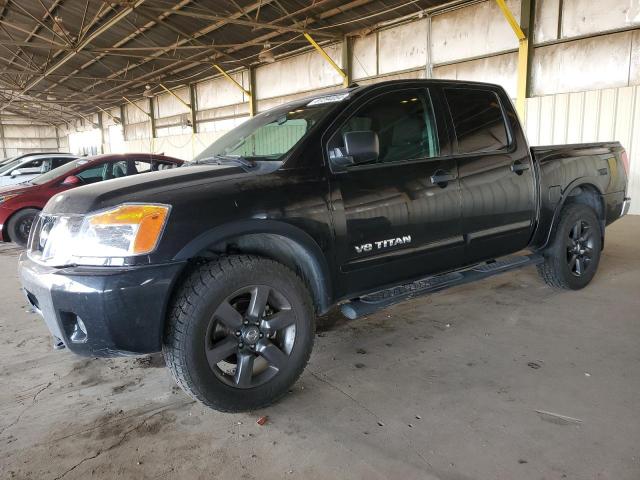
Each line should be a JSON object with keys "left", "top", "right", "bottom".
{"left": 537, "top": 203, "right": 602, "bottom": 290}
{"left": 163, "top": 255, "right": 315, "bottom": 412}
{"left": 7, "top": 208, "right": 40, "bottom": 247}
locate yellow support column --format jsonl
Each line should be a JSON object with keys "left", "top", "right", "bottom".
{"left": 212, "top": 64, "right": 254, "bottom": 117}
{"left": 495, "top": 0, "right": 532, "bottom": 120}
{"left": 304, "top": 32, "right": 349, "bottom": 88}
{"left": 516, "top": 37, "right": 529, "bottom": 120}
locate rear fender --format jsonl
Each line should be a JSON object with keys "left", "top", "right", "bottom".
{"left": 537, "top": 178, "right": 605, "bottom": 250}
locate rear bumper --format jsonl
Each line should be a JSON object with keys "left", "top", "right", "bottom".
{"left": 19, "top": 254, "right": 185, "bottom": 357}
{"left": 622, "top": 197, "right": 631, "bottom": 217}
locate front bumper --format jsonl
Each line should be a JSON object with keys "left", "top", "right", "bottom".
{"left": 19, "top": 254, "right": 185, "bottom": 357}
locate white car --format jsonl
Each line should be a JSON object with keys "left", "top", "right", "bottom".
{"left": 0, "top": 153, "right": 79, "bottom": 186}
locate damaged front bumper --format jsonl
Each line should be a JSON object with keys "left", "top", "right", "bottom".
{"left": 18, "top": 253, "right": 185, "bottom": 357}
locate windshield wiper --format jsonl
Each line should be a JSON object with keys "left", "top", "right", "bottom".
{"left": 193, "top": 155, "right": 255, "bottom": 169}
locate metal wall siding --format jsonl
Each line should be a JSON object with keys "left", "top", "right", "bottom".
{"left": 524, "top": 86, "right": 640, "bottom": 214}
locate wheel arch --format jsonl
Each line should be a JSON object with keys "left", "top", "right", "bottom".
{"left": 173, "top": 220, "right": 333, "bottom": 314}
{"left": 541, "top": 180, "right": 605, "bottom": 250}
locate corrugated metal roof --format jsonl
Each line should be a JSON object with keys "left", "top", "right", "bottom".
{"left": 0, "top": 0, "right": 465, "bottom": 124}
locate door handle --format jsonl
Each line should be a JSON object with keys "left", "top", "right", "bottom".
{"left": 430, "top": 170, "right": 456, "bottom": 187}
{"left": 510, "top": 161, "right": 530, "bottom": 175}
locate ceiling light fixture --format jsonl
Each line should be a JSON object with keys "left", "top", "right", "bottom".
{"left": 258, "top": 43, "right": 275, "bottom": 64}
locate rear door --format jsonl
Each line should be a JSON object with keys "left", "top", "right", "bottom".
{"left": 327, "top": 85, "right": 464, "bottom": 296}
{"left": 444, "top": 87, "right": 536, "bottom": 263}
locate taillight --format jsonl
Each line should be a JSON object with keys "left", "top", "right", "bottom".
{"left": 621, "top": 150, "right": 630, "bottom": 175}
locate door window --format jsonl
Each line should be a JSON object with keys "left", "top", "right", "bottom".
{"left": 111, "top": 161, "right": 128, "bottom": 178}
{"left": 444, "top": 88, "right": 509, "bottom": 154}
{"left": 51, "top": 157, "right": 72, "bottom": 169}
{"left": 18, "top": 159, "right": 45, "bottom": 172}
{"left": 76, "top": 164, "right": 107, "bottom": 184}
{"left": 132, "top": 160, "right": 151, "bottom": 174}
{"left": 329, "top": 89, "right": 439, "bottom": 165}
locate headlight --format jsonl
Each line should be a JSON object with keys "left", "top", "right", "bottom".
{"left": 0, "top": 193, "right": 18, "bottom": 204}
{"left": 30, "top": 203, "right": 171, "bottom": 266}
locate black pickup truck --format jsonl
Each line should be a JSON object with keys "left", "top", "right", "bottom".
{"left": 19, "top": 80, "right": 630, "bottom": 411}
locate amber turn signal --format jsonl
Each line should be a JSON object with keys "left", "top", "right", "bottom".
{"left": 88, "top": 204, "right": 170, "bottom": 255}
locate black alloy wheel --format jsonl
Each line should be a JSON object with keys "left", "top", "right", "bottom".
{"left": 7, "top": 208, "right": 40, "bottom": 248}
{"left": 537, "top": 203, "right": 602, "bottom": 290}
{"left": 205, "top": 285, "right": 297, "bottom": 388}
{"left": 163, "top": 255, "right": 315, "bottom": 412}
{"left": 566, "top": 219, "right": 595, "bottom": 277}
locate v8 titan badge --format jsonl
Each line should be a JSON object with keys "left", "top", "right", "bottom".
{"left": 354, "top": 235, "right": 411, "bottom": 254}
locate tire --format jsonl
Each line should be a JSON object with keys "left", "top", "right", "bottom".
{"left": 7, "top": 208, "right": 40, "bottom": 247}
{"left": 163, "top": 255, "right": 315, "bottom": 412}
{"left": 537, "top": 203, "right": 602, "bottom": 290}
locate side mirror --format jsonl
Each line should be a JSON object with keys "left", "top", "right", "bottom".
{"left": 331, "top": 131, "right": 379, "bottom": 168}
{"left": 62, "top": 175, "right": 81, "bottom": 185}
{"left": 10, "top": 169, "right": 22, "bottom": 177}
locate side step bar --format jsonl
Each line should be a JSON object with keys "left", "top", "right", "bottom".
{"left": 340, "top": 254, "right": 543, "bottom": 320}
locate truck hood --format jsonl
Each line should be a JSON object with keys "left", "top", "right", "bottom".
{"left": 44, "top": 163, "right": 255, "bottom": 215}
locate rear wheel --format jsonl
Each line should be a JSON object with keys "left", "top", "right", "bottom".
{"left": 7, "top": 208, "right": 39, "bottom": 247}
{"left": 163, "top": 255, "right": 315, "bottom": 412}
{"left": 537, "top": 203, "right": 602, "bottom": 290}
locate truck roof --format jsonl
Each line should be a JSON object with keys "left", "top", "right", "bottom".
{"left": 282, "top": 78, "right": 506, "bottom": 112}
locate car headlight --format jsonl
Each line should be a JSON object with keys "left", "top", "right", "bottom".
{"left": 0, "top": 193, "right": 18, "bottom": 204}
{"left": 30, "top": 203, "right": 171, "bottom": 266}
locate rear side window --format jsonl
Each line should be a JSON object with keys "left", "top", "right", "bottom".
{"left": 445, "top": 88, "right": 509, "bottom": 154}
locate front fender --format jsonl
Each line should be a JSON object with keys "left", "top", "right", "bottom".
{"left": 174, "top": 219, "right": 333, "bottom": 313}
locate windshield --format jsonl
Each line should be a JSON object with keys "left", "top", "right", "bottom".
{"left": 0, "top": 158, "right": 21, "bottom": 175}
{"left": 0, "top": 156, "right": 15, "bottom": 166}
{"left": 30, "top": 159, "right": 88, "bottom": 185}
{"left": 195, "top": 101, "right": 337, "bottom": 162}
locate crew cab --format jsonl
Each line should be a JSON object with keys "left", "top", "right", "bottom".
{"left": 18, "top": 80, "right": 631, "bottom": 412}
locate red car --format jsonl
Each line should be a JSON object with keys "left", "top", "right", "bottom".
{"left": 0, "top": 153, "right": 183, "bottom": 246}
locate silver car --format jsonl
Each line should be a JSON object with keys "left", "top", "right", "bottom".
{"left": 0, "top": 153, "right": 79, "bottom": 186}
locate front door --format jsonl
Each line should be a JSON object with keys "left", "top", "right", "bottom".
{"left": 328, "top": 86, "right": 464, "bottom": 297}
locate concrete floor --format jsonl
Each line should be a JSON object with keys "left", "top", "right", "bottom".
{"left": 1, "top": 217, "right": 639, "bottom": 480}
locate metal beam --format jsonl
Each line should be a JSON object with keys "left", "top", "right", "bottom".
{"left": 495, "top": 0, "right": 525, "bottom": 40}
{"left": 4, "top": 0, "right": 144, "bottom": 107}
{"left": 248, "top": 67, "right": 257, "bottom": 117}
{"left": 495, "top": 0, "right": 533, "bottom": 119}
{"left": 97, "top": 106, "right": 120, "bottom": 124}
{"left": 159, "top": 83, "right": 191, "bottom": 110}
{"left": 97, "top": 110, "right": 105, "bottom": 154}
{"left": 68, "top": 0, "right": 274, "bottom": 101}
{"left": 38, "top": 0, "right": 162, "bottom": 97}
{"left": 304, "top": 32, "right": 348, "bottom": 87}
{"left": 148, "top": 97, "right": 157, "bottom": 139}
{"left": 0, "top": 112, "right": 6, "bottom": 157}
{"left": 188, "top": 84, "right": 197, "bottom": 133}
{"left": 120, "top": 105, "right": 127, "bottom": 141}
{"left": 142, "top": 6, "right": 338, "bottom": 37}
{"left": 342, "top": 36, "right": 352, "bottom": 86}
{"left": 123, "top": 96, "right": 151, "bottom": 118}
{"left": 213, "top": 64, "right": 251, "bottom": 97}
{"left": 79, "top": 0, "right": 364, "bottom": 105}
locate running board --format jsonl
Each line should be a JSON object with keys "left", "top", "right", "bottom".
{"left": 340, "top": 254, "right": 543, "bottom": 320}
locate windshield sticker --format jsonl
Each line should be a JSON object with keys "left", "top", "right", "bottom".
{"left": 307, "top": 93, "right": 349, "bottom": 106}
